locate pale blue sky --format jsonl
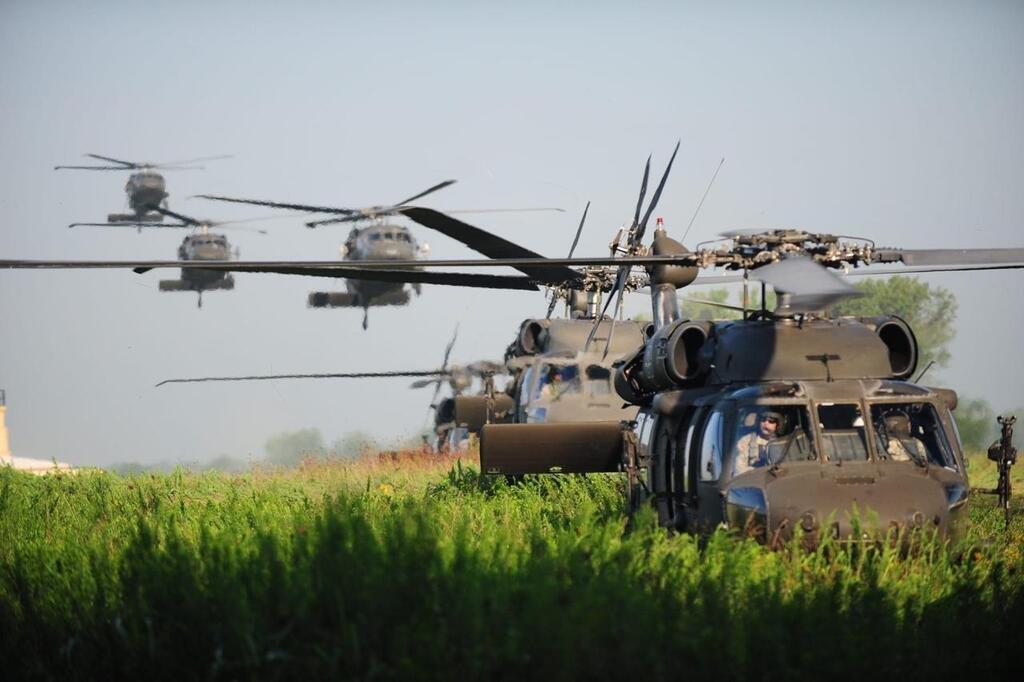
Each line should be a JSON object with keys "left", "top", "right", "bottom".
{"left": 1, "top": 1, "right": 1022, "bottom": 465}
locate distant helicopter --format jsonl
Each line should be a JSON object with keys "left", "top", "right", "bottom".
{"left": 55, "top": 154, "right": 231, "bottom": 224}
{"left": 68, "top": 206, "right": 271, "bottom": 308}
{"left": 195, "top": 181, "right": 562, "bottom": 328}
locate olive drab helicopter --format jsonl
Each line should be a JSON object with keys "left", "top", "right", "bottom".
{"left": 195, "top": 181, "right": 563, "bottom": 328}
{"left": 7, "top": 143, "right": 1023, "bottom": 541}
{"left": 68, "top": 205, "right": 273, "bottom": 308}
{"left": 55, "top": 154, "right": 232, "bottom": 224}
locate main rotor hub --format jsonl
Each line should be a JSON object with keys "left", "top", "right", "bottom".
{"left": 699, "top": 230, "right": 877, "bottom": 271}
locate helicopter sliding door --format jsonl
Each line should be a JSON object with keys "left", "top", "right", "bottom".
{"left": 686, "top": 404, "right": 735, "bottom": 533}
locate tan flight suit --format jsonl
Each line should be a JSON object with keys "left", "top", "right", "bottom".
{"left": 733, "top": 432, "right": 773, "bottom": 476}
{"left": 886, "top": 437, "right": 926, "bottom": 462}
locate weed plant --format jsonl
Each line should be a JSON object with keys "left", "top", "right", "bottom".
{"left": 1, "top": 452, "right": 1021, "bottom": 680}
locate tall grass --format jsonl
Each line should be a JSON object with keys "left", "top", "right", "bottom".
{"left": 1, "top": 453, "right": 1021, "bottom": 680}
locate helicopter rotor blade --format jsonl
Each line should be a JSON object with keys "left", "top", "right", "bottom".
{"left": 150, "top": 206, "right": 200, "bottom": 226}
{"left": 632, "top": 155, "right": 651, "bottom": 229}
{"left": 195, "top": 194, "right": 358, "bottom": 216}
{"left": 749, "top": 257, "right": 863, "bottom": 312}
{"left": 441, "top": 324, "right": 459, "bottom": 370}
{"left": 54, "top": 165, "right": 137, "bottom": 171}
{"left": 83, "top": 154, "right": 137, "bottom": 167}
{"left": 546, "top": 201, "right": 591, "bottom": 319}
{"left": 875, "top": 248, "right": 1024, "bottom": 267}
{"left": 432, "top": 324, "right": 459, "bottom": 407}
{"left": 157, "top": 369, "right": 446, "bottom": 387}
{"left": 637, "top": 140, "right": 681, "bottom": 240}
{"left": 399, "top": 207, "right": 583, "bottom": 283}
{"left": 67, "top": 222, "right": 191, "bottom": 229}
{"left": 151, "top": 155, "right": 233, "bottom": 168}
{"left": 394, "top": 179, "right": 457, "bottom": 207}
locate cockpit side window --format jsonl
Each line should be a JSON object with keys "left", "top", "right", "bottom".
{"left": 699, "top": 410, "right": 725, "bottom": 481}
{"left": 869, "top": 402, "right": 956, "bottom": 469}
{"left": 817, "top": 403, "right": 869, "bottom": 462}
{"left": 731, "top": 404, "right": 816, "bottom": 477}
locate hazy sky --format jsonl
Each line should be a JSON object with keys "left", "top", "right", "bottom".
{"left": 1, "top": 1, "right": 1022, "bottom": 466}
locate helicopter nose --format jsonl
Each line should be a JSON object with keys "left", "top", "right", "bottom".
{"left": 730, "top": 466, "right": 958, "bottom": 545}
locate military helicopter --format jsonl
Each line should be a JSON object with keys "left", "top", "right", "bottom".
{"left": 68, "top": 205, "right": 275, "bottom": 308}
{"left": 8, "top": 145, "right": 1024, "bottom": 540}
{"left": 195, "top": 181, "right": 563, "bottom": 328}
{"left": 55, "top": 154, "right": 231, "bottom": 223}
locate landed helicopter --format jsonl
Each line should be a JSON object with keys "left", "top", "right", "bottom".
{"left": 195, "top": 180, "right": 562, "bottom": 328}
{"left": 55, "top": 154, "right": 231, "bottom": 224}
{"left": 8, "top": 145, "right": 1023, "bottom": 541}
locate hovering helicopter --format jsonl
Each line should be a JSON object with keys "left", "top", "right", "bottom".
{"left": 55, "top": 154, "right": 231, "bottom": 224}
{"left": 67, "top": 205, "right": 273, "bottom": 308}
{"left": 195, "top": 180, "right": 563, "bottom": 328}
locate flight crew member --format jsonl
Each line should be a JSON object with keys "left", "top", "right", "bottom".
{"left": 881, "top": 413, "right": 927, "bottom": 462}
{"left": 733, "top": 410, "right": 782, "bottom": 476}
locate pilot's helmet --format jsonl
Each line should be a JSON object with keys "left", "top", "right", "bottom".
{"left": 759, "top": 409, "right": 785, "bottom": 433}
{"left": 883, "top": 413, "right": 911, "bottom": 437}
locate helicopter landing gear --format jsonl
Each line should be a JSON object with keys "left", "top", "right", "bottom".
{"left": 413, "top": 283, "right": 422, "bottom": 296}
{"left": 197, "top": 292, "right": 203, "bottom": 309}
{"left": 362, "top": 307, "right": 369, "bottom": 330}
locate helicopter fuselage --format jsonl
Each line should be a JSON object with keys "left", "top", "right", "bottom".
{"left": 310, "top": 222, "right": 423, "bottom": 310}
{"left": 158, "top": 232, "right": 235, "bottom": 301}
{"left": 637, "top": 377, "right": 968, "bottom": 545}
{"left": 123, "top": 171, "right": 168, "bottom": 220}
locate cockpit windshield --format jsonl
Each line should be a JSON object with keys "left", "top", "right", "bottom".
{"left": 869, "top": 402, "right": 956, "bottom": 468}
{"left": 585, "top": 365, "right": 611, "bottom": 395}
{"left": 534, "top": 364, "right": 580, "bottom": 400}
{"left": 731, "top": 404, "right": 816, "bottom": 477}
{"left": 818, "top": 403, "right": 870, "bottom": 462}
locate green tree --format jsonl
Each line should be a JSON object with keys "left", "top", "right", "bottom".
{"left": 264, "top": 427, "right": 324, "bottom": 466}
{"left": 329, "top": 431, "right": 376, "bottom": 459}
{"left": 678, "top": 288, "right": 740, "bottom": 320}
{"left": 831, "top": 276, "right": 957, "bottom": 370}
{"left": 954, "top": 398, "right": 997, "bottom": 451}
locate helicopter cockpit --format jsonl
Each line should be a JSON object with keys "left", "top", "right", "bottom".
{"left": 679, "top": 383, "right": 964, "bottom": 484}
{"left": 515, "top": 355, "right": 624, "bottom": 424}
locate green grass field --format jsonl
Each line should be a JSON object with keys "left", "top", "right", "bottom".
{"left": 2, "top": 451, "right": 1022, "bottom": 680}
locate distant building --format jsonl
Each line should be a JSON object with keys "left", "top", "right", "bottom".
{"left": 0, "top": 390, "right": 74, "bottom": 475}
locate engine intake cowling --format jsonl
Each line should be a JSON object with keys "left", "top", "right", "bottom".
{"left": 858, "top": 316, "right": 918, "bottom": 379}
{"left": 641, "top": 320, "right": 712, "bottom": 390}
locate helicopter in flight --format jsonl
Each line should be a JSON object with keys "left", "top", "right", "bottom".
{"left": 68, "top": 205, "right": 272, "bottom": 308}
{"left": 195, "top": 180, "right": 563, "bottom": 328}
{"left": 55, "top": 154, "right": 232, "bottom": 224}
{"left": 8, "top": 144, "right": 1023, "bottom": 541}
